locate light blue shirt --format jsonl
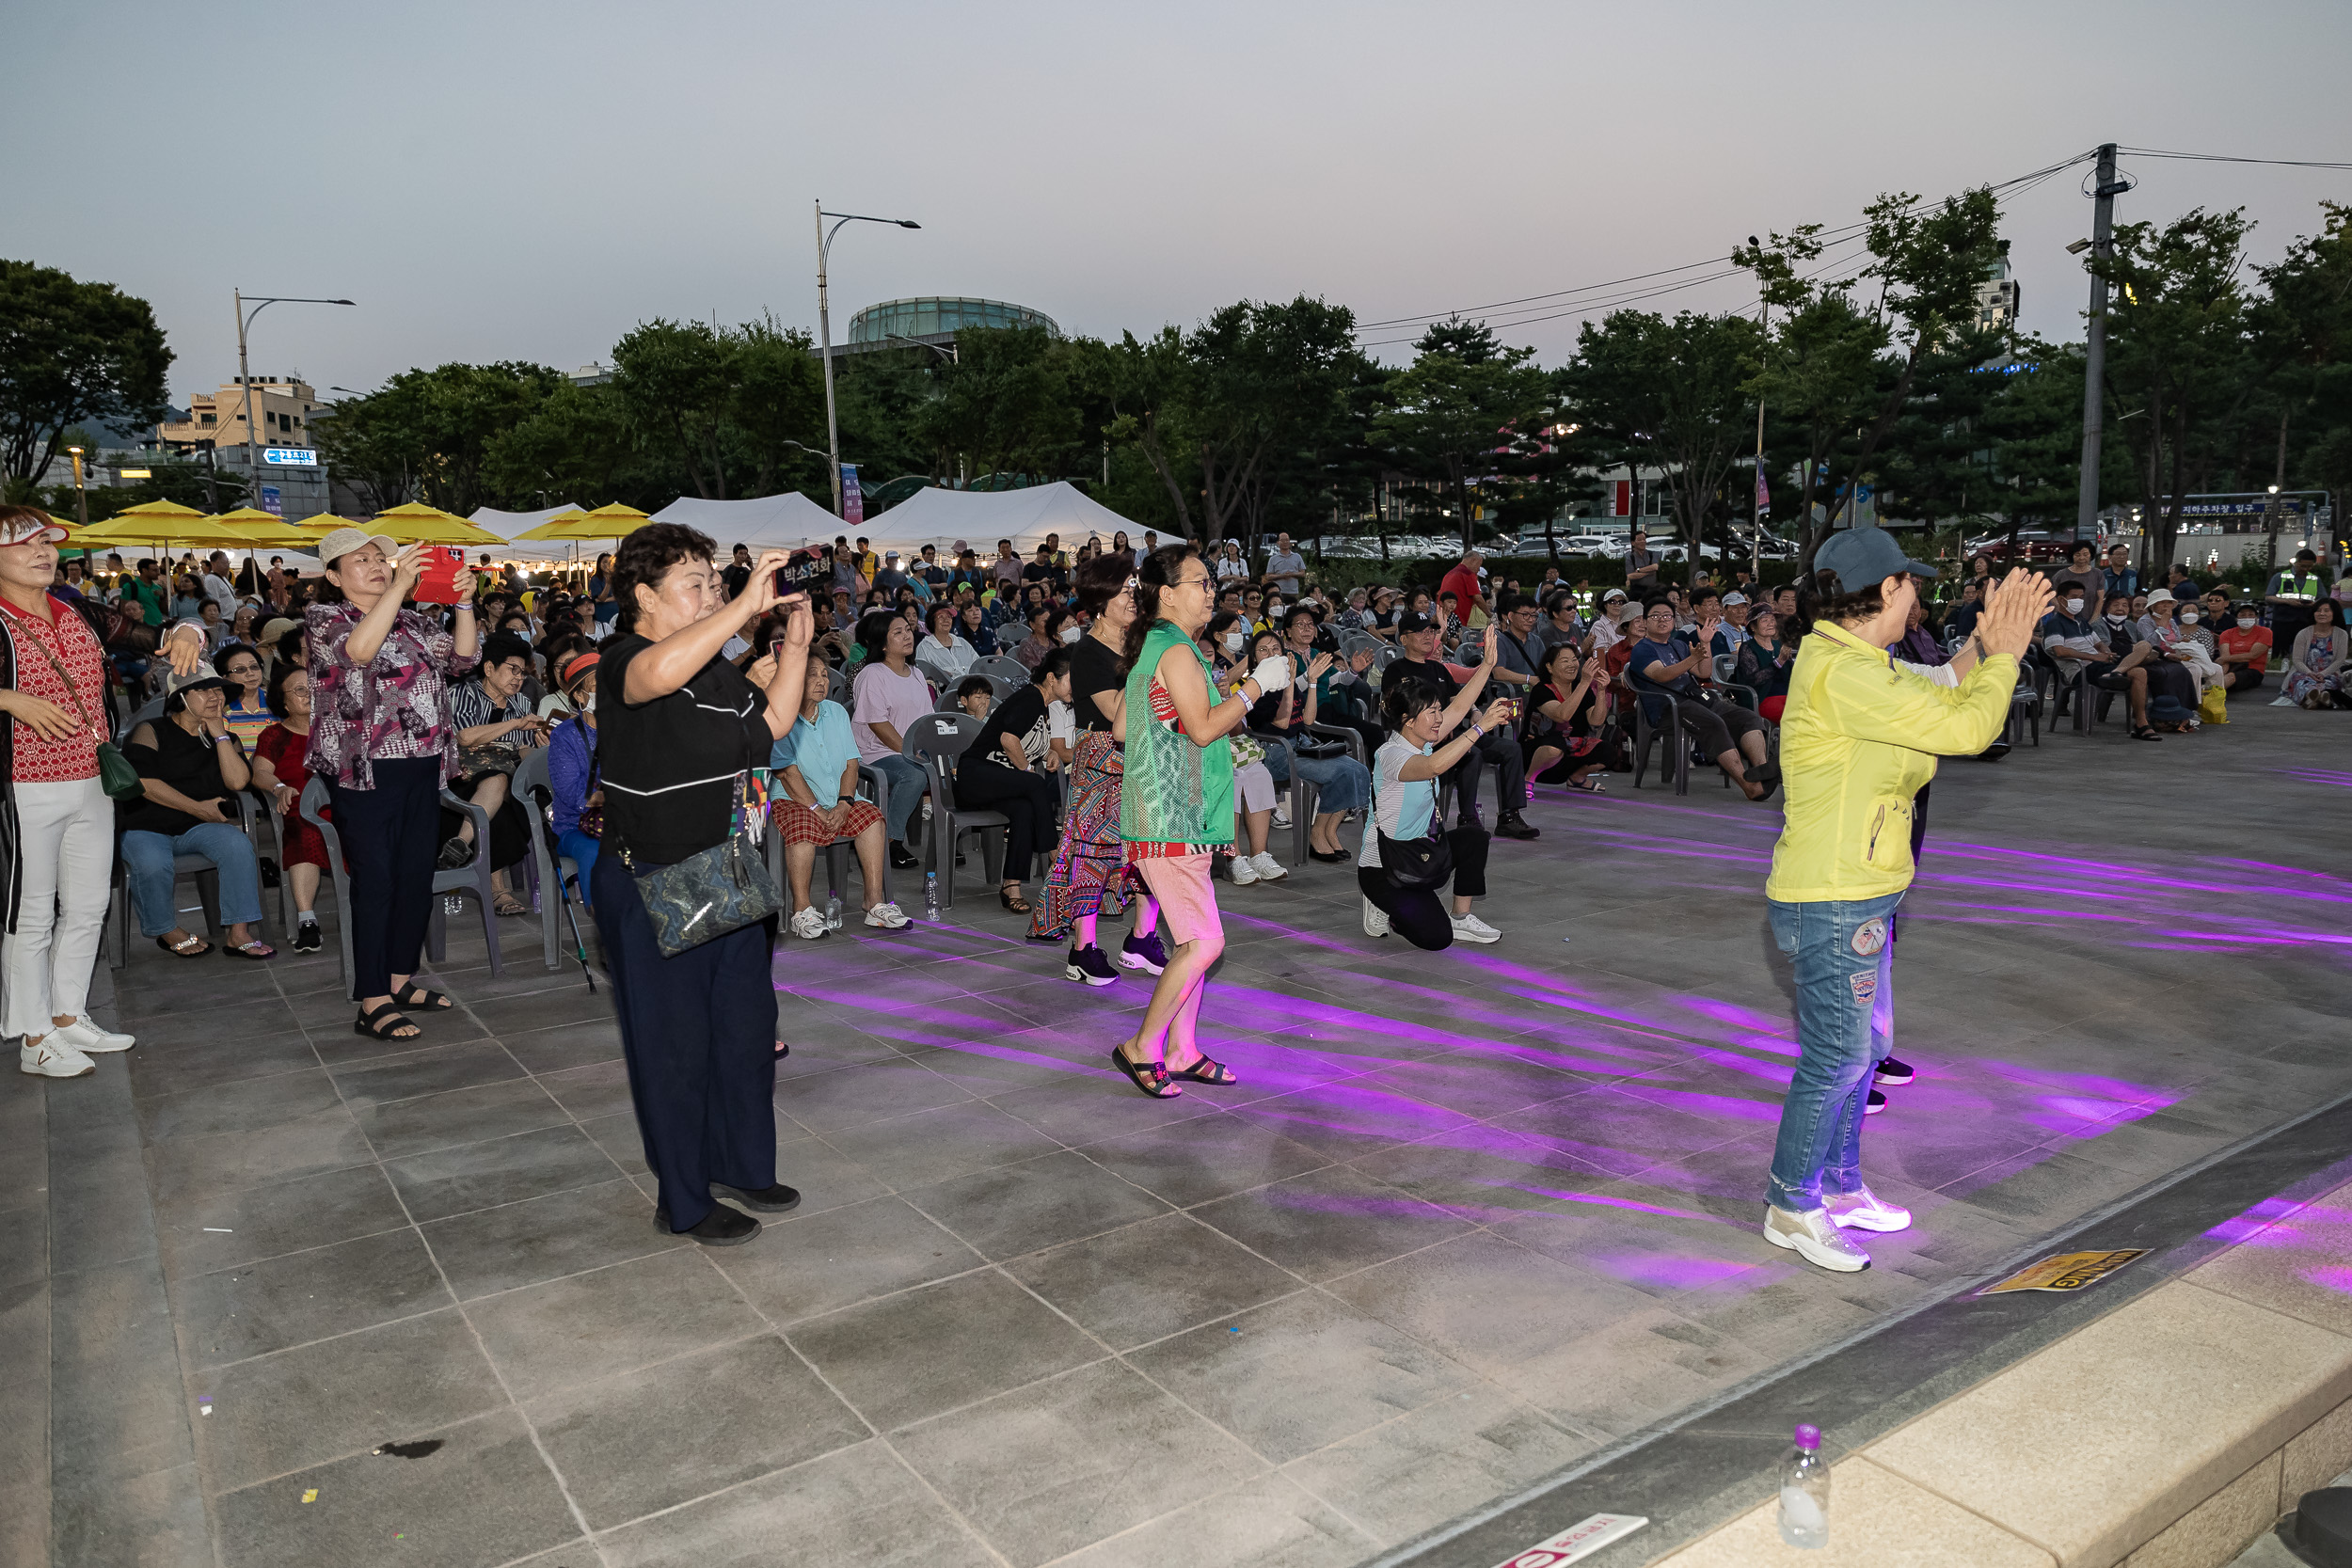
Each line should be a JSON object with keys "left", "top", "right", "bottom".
{"left": 1358, "top": 736, "right": 1437, "bottom": 869}
{"left": 771, "top": 700, "right": 859, "bottom": 808}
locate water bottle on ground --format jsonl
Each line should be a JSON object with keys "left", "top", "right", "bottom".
{"left": 924, "top": 872, "right": 941, "bottom": 924}
{"left": 1777, "top": 1422, "right": 1829, "bottom": 1548}
{"left": 824, "top": 894, "right": 843, "bottom": 931}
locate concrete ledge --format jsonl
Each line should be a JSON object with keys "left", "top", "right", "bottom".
{"left": 1648, "top": 1178, "right": 2352, "bottom": 1568}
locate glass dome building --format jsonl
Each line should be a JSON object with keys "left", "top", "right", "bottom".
{"left": 845, "top": 296, "right": 1061, "bottom": 349}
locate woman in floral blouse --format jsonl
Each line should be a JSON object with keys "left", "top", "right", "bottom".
{"left": 305, "top": 527, "right": 478, "bottom": 1040}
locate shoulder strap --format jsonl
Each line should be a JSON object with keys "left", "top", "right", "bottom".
{"left": 22, "top": 625, "right": 98, "bottom": 735}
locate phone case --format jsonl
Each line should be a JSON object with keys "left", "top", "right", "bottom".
{"left": 413, "top": 547, "right": 464, "bottom": 604}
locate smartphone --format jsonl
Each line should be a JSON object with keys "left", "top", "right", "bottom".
{"left": 773, "top": 550, "right": 823, "bottom": 599}
{"left": 413, "top": 546, "right": 464, "bottom": 604}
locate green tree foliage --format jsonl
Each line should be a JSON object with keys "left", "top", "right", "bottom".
{"left": 1373, "top": 318, "right": 1555, "bottom": 551}
{"left": 312, "top": 361, "right": 563, "bottom": 515}
{"left": 612, "top": 319, "right": 737, "bottom": 499}
{"left": 1565, "top": 309, "right": 1762, "bottom": 561}
{"left": 0, "top": 261, "right": 173, "bottom": 492}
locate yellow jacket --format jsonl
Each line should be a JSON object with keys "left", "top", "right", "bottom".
{"left": 1764, "top": 622, "right": 2017, "bottom": 904}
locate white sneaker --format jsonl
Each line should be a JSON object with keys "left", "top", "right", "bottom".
{"left": 1272, "top": 799, "right": 1293, "bottom": 829}
{"left": 1449, "top": 911, "right": 1502, "bottom": 943}
{"left": 788, "top": 907, "right": 829, "bottom": 940}
{"left": 1249, "top": 851, "right": 1287, "bottom": 881}
{"left": 1763, "top": 1204, "right": 1872, "bottom": 1272}
{"left": 1361, "top": 896, "right": 1391, "bottom": 938}
{"left": 1231, "top": 854, "right": 1260, "bottom": 886}
{"left": 55, "top": 1015, "right": 135, "bottom": 1053}
{"left": 864, "top": 901, "right": 911, "bottom": 929}
{"left": 1823, "top": 1184, "right": 1912, "bottom": 1233}
{"left": 20, "top": 1037, "right": 95, "bottom": 1079}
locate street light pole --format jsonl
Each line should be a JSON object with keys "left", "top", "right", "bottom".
{"left": 233, "top": 290, "right": 356, "bottom": 513}
{"left": 66, "top": 446, "right": 87, "bottom": 527}
{"left": 2074, "top": 143, "right": 2122, "bottom": 546}
{"left": 814, "top": 203, "right": 921, "bottom": 518}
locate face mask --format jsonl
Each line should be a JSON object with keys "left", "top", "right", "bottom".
{"left": 1223, "top": 630, "right": 1246, "bottom": 653}
{"left": 2065, "top": 598, "right": 2085, "bottom": 615}
{"left": 2180, "top": 610, "right": 2198, "bottom": 625}
{"left": 1058, "top": 625, "right": 1082, "bottom": 644}
{"left": 2105, "top": 613, "right": 2126, "bottom": 626}
{"left": 579, "top": 692, "right": 596, "bottom": 714}
{"left": 2238, "top": 617, "right": 2257, "bottom": 629}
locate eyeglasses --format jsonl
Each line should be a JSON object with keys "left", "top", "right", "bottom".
{"left": 1169, "top": 575, "right": 1214, "bottom": 594}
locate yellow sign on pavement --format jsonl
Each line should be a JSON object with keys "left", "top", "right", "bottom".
{"left": 1979, "top": 1249, "right": 2149, "bottom": 1295}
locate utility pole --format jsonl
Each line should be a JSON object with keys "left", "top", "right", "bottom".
{"left": 815, "top": 201, "right": 843, "bottom": 518}
{"left": 1753, "top": 293, "right": 1769, "bottom": 580}
{"left": 2075, "top": 143, "right": 2122, "bottom": 545}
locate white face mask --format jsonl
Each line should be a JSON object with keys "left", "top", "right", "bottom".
{"left": 1223, "top": 630, "right": 1246, "bottom": 652}
{"left": 579, "top": 691, "right": 596, "bottom": 714}
{"left": 1058, "top": 625, "right": 1082, "bottom": 644}
{"left": 2065, "top": 598, "right": 2086, "bottom": 615}
{"left": 2238, "top": 617, "right": 2257, "bottom": 629}
{"left": 2105, "top": 613, "right": 2126, "bottom": 625}
{"left": 2180, "top": 610, "right": 2198, "bottom": 625}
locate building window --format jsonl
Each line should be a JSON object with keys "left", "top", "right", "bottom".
{"left": 199, "top": 413, "right": 215, "bottom": 426}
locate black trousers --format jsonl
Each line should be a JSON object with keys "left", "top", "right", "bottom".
{"left": 1359, "top": 826, "right": 1490, "bottom": 949}
{"left": 1444, "top": 729, "right": 1525, "bottom": 820}
{"left": 953, "top": 756, "right": 1061, "bottom": 882}
{"left": 326, "top": 756, "right": 440, "bottom": 999}
{"left": 592, "top": 850, "right": 778, "bottom": 1233}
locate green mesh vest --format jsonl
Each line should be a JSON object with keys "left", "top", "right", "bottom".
{"left": 1119, "top": 620, "right": 1235, "bottom": 847}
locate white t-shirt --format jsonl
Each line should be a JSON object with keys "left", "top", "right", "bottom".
{"left": 1358, "top": 736, "right": 1438, "bottom": 871}
{"left": 1216, "top": 553, "right": 1250, "bottom": 583}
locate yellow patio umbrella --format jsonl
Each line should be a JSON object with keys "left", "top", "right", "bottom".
{"left": 517, "top": 503, "right": 656, "bottom": 543}
{"left": 370, "top": 501, "right": 506, "bottom": 546}
{"left": 207, "top": 507, "right": 321, "bottom": 549}
{"left": 286, "top": 512, "right": 358, "bottom": 532}
{"left": 72, "top": 501, "right": 257, "bottom": 551}
{"left": 512, "top": 509, "right": 593, "bottom": 542}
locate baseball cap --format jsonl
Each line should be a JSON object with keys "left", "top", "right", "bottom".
{"left": 315, "top": 526, "right": 399, "bottom": 569}
{"left": 1722, "top": 592, "right": 1747, "bottom": 606}
{"left": 259, "top": 616, "right": 300, "bottom": 647}
{"left": 1396, "top": 611, "right": 1438, "bottom": 635}
{"left": 1813, "top": 526, "right": 1937, "bottom": 589}
{"left": 0, "top": 512, "right": 70, "bottom": 547}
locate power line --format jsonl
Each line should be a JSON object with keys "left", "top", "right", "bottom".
{"left": 2117, "top": 147, "right": 2352, "bottom": 171}
{"left": 1354, "top": 150, "right": 2099, "bottom": 346}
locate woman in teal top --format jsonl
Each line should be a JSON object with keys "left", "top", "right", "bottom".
{"left": 1111, "top": 545, "right": 1295, "bottom": 1098}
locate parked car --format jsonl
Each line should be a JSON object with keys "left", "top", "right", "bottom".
{"left": 1965, "top": 530, "right": 2076, "bottom": 563}
{"left": 1556, "top": 533, "right": 1625, "bottom": 558}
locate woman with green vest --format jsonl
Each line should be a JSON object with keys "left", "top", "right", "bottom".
{"left": 1111, "top": 545, "right": 1296, "bottom": 1098}
{"left": 1760, "top": 528, "right": 2051, "bottom": 1273}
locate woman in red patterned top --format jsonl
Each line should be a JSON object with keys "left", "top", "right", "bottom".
{"left": 252, "top": 663, "right": 327, "bottom": 954}
{"left": 0, "top": 507, "right": 136, "bottom": 1079}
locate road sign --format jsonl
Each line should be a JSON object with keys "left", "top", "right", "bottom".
{"left": 260, "top": 486, "right": 282, "bottom": 516}
{"left": 262, "top": 448, "right": 319, "bottom": 467}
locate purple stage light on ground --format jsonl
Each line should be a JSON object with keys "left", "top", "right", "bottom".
{"left": 1581, "top": 1251, "right": 1763, "bottom": 1291}
{"left": 1502, "top": 1182, "right": 1725, "bottom": 1225}
{"left": 2203, "top": 1195, "right": 2311, "bottom": 1245}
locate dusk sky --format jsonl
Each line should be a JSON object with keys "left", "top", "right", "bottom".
{"left": 18, "top": 0, "right": 2352, "bottom": 406}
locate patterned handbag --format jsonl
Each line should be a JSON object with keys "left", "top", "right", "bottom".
{"left": 614, "top": 774, "right": 780, "bottom": 957}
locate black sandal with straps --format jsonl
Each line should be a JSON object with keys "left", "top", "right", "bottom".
{"left": 1108, "top": 1045, "right": 1184, "bottom": 1099}
{"left": 391, "top": 983, "right": 453, "bottom": 1011}
{"left": 354, "top": 1003, "right": 421, "bottom": 1040}
{"left": 1166, "top": 1053, "right": 1239, "bottom": 1087}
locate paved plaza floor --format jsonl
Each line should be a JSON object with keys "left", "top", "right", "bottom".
{"left": 8, "top": 702, "right": 2347, "bottom": 1568}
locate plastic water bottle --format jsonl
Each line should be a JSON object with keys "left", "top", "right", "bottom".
{"left": 924, "top": 872, "right": 941, "bottom": 924}
{"left": 1777, "top": 1423, "right": 1829, "bottom": 1548}
{"left": 823, "top": 894, "right": 843, "bottom": 931}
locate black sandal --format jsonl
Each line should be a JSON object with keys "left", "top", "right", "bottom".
{"left": 354, "top": 1003, "right": 421, "bottom": 1039}
{"left": 1166, "top": 1053, "right": 1239, "bottom": 1086}
{"left": 391, "top": 983, "right": 453, "bottom": 1011}
{"left": 1108, "top": 1045, "right": 1184, "bottom": 1099}
{"left": 2131, "top": 724, "right": 2163, "bottom": 741}
{"left": 155, "top": 932, "right": 212, "bottom": 958}
{"left": 999, "top": 887, "right": 1031, "bottom": 914}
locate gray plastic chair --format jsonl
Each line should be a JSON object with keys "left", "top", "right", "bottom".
{"left": 900, "top": 711, "right": 1009, "bottom": 909}
{"left": 972, "top": 655, "right": 1030, "bottom": 689}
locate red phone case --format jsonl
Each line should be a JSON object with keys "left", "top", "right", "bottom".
{"left": 413, "top": 547, "right": 463, "bottom": 603}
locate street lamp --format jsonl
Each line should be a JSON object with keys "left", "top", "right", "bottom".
{"left": 233, "top": 291, "right": 354, "bottom": 515}
{"left": 814, "top": 203, "right": 919, "bottom": 517}
{"left": 66, "top": 445, "right": 87, "bottom": 527}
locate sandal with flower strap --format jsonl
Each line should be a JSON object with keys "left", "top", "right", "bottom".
{"left": 1108, "top": 1044, "right": 1184, "bottom": 1099}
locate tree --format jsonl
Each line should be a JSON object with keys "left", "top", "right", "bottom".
{"left": 2093, "top": 208, "right": 2258, "bottom": 573}
{"left": 1744, "top": 287, "right": 1887, "bottom": 546}
{"left": 2255, "top": 202, "right": 2352, "bottom": 566}
{"left": 1565, "top": 309, "right": 1762, "bottom": 563}
{"left": 612, "top": 319, "right": 737, "bottom": 499}
{"left": 726, "top": 313, "right": 828, "bottom": 499}
{"left": 1372, "top": 318, "right": 1554, "bottom": 552}
{"left": 0, "top": 261, "right": 173, "bottom": 492}
{"left": 485, "top": 382, "right": 642, "bottom": 508}
{"left": 311, "top": 361, "right": 562, "bottom": 515}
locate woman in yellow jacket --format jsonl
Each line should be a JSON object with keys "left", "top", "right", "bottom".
{"left": 1761, "top": 528, "right": 2052, "bottom": 1273}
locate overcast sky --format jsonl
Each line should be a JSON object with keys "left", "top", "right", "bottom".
{"left": 17, "top": 0, "right": 2352, "bottom": 405}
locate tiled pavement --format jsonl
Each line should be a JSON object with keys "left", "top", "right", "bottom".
{"left": 8, "top": 702, "right": 2347, "bottom": 1568}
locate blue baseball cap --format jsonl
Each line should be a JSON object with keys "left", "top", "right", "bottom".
{"left": 1814, "top": 526, "right": 1938, "bottom": 589}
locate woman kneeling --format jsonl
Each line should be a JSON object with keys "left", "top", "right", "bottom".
{"left": 1359, "top": 677, "right": 1515, "bottom": 948}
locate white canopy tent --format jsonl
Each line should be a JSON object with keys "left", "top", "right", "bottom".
{"left": 650, "top": 493, "right": 843, "bottom": 554}
{"left": 851, "top": 482, "right": 1149, "bottom": 563}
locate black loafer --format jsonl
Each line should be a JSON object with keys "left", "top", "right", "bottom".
{"left": 1309, "top": 847, "right": 1350, "bottom": 863}
{"left": 654, "top": 1205, "right": 761, "bottom": 1245}
{"left": 888, "top": 842, "right": 920, "bottom": 869}
{"left": 710, "top": 1180, "right": 802, "bottom": 1213}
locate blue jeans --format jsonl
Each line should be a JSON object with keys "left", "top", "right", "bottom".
{"left": 121, "top": 823, "right": 263, "bottom": 938}
{"left": 1765, "top": 890, "right": 1901, "bottom": 1214}
{"left": 1263, "top": 746, "right": 1369, "bottom": 813}
{"left": 867, "top": 753, "right": 928, "bottom": 845}
{"left": 556, "top": 830, "right": 601, "bottom": 909}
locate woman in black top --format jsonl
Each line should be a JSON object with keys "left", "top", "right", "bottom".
{"left": 1027, "top": 554, "right": 1166, "bottom": 983}
{"left": 594, "top": 523, "right": 811, "bottom": 1247}
{"left": 953, "top": 644, "right": 1071, "bottom": 915}
{"left": 1519, "top": 642, "right": 1612, "bottom": 792}
{"left": 120, "top": 668, "right": 275, "bottom": 959}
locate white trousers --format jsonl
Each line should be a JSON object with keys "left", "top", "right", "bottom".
{"left": 3, "top": 775, "right": 115, "bottom": 1038}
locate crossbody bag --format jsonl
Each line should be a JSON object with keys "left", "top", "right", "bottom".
{"left": 24, "top": 627, "right": 142, "bottom": 800}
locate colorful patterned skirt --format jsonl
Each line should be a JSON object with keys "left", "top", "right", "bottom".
{"left": 1028, "top": 731, "right": 1136, "bottom": 941}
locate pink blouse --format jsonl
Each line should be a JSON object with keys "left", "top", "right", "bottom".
{"left": 305, "top": 601, "right": 479, "bottom": 789}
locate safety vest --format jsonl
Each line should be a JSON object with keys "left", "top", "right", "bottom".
{"left": 2277, "top": 572, "right": 2322, "bottom": 599}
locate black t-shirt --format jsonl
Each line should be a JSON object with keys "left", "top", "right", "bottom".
{"left": 982, "top": 686, "right": 1051, "bottom": 768}
{"left": 596, "top": 634, "right": 771, "bottom": 863}
{"left": 721, "top": 562, "right": 753, "bottom": 601}
{"left": 1388, "top": 656, "right": 1466, "bottom": 737}
{"left": 1068, "top": 635, "right": 1122, "bottom": 734}
{"left": 1022, "top": 562, "right": 1066, "bottom": 592}
{"left": 121, "top": 717, "right": 236, "bottom": 836}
